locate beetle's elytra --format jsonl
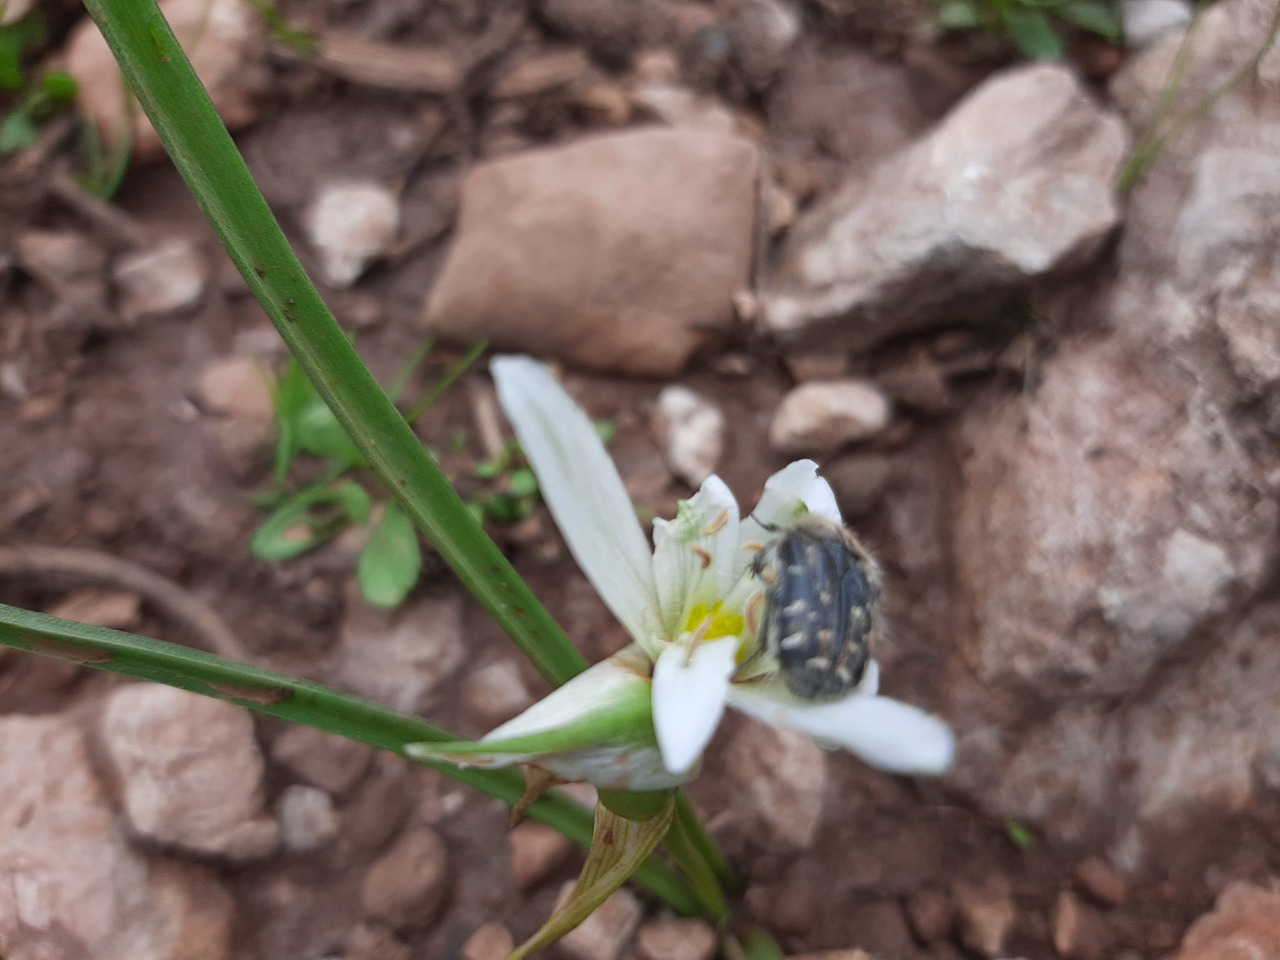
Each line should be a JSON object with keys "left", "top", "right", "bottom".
{"left": 752, "top": 518, "right": 883, "bottom": 700}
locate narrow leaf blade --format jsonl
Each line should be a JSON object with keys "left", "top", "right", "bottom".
{"left": 0, "top": 601, "right": 696, "bottom": 915}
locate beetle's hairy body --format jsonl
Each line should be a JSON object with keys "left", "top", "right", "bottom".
{"left": 753, "top": 518, "right": 883, "bottom": 700}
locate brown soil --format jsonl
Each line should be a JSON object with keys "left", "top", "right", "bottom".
{"left": 0, "top": 1, "right": 1269, "bottom": 958}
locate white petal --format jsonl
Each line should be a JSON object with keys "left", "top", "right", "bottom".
{"left": 858, "top": 659, "right": 880, "bottom": 696}
{"left": 727, "top": 685, "right": 954, "bottom": 775}
{"left": 482, "top": 651, "right": 649, "bottom": 743}
{"left": 651, "top": 476, "right": 740, "bottom": 634}
{"left": 738, "top": 460, "right": 842, "bottom": 574}
{"left": 492, "top": 356, "right": 660, "bottom": 646}
{"left": 652, "top": 638, "right": 738, "bottom": 776}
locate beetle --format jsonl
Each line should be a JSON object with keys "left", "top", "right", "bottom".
{"left": 750, "top": 516, "right": 883, "bottom": 700}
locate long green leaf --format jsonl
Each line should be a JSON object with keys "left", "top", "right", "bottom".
{"left": 0, "top": 602, "right": 694, "bottom": 914}
{"left": 80, "top": 0, "right": 587, "bottom": 689}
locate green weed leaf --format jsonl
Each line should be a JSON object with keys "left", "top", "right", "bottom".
{"left": 738, "top": 928, "right": 785, "bottom": 960}
{"left": 251, "top": 484, "right": 364, "bottom": 560}
{"left": 337, "top": 481, "right": 372, "bottom": 525}
{"left": 357, "top": 502, "right": 422, "bottom": 608}
{"left": 1007, "top": 8, "right": 1065, "bottom": 58}
{"left": 1059, "top": 0, "right": 1122, "bottom": 39}
{"left": 298, "top": 395, "right": 367, "bottom": 467}
{"left": 936, "top": 0, "right": 982, "bottom": 29}
{"left": 0, "top": 111, "right": 35, "bottom": 153}
{"left": 41, "top": 70, "right": 77, "bottom": 100}
{"left": 1005, "top": 819, "right": 1036, "bottom": 850}
{"left": 509, "top": 467, "right": 539, "bottom": 498}
{"left": 270, "top": 358, "right": 314, "bottom": 482}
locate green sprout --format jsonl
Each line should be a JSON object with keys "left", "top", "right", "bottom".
{"left": 1005, "top": 819, "right": 1036, "bottom": 851}
{"left": 252, "top": 342, "right": 486, "bottom": 611}
{"left": 935, "top": 0, "right": 1122, "bottom": 60}
{"left": 0, "top": 12, "right": 79, "bottom": 155}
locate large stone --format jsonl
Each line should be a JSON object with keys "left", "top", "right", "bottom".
{"left": 0, "top": 714, "right": 234, "bottom": 960}
{"left": 952, "top": 337, "right": 1258, "bottom": 705}
{"left": 762, "top": 63, "right": 1127, "bottom": 350}
{"left": 1170, "top": 882, "right": 1280, "bottom": 960}
{"left": 725, "top": 722, "right": 828, "bottom": 851}
{"left": 99, "top": 684, "right": 279, "bottom": 861}
{"left": 941, "top": 0, "right": 1280, "bottom": 846}
{"left": 423, "top": 128, "right": 759, "bottom": 376}
{"left": 65, "top": 0, "right": 265, "bottom": 160}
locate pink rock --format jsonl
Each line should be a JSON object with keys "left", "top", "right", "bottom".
{"left": 423, "top": 128, "right": 758, "bottom": 376}
{"left": 361, "top": 827, "right": 450, "bottom": 930}
{"left": 0, "top": 714, "right": 234, "bottom": 960}
{"left": 1170, "top": 882, "right": 1280, "bottom": 960}
{"left": 99, "top": 684, "right": 279, "bottom": 861}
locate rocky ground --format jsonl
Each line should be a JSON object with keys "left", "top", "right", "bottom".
{"left": 3, "top": 0, "right": 1280, "bottom": 957}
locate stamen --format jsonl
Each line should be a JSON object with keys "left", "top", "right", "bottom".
{"left": 702, "top": 509, "right": 730, "bottom": 536}
{"left": 745, "top": 592, "right": 764, "bottom": 636}
{"left": 690, "top": 546, "right": 712, "bottom": 569}
{"left": 682, "top": 615, "right": 715, "bottom": 667}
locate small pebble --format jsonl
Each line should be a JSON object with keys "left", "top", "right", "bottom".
{"left": 769, "top": 379, "right": 891, "bottom": 455}
{"left": 306, "top": 181, "right": 400, "bottom": 288}
{"left": 277, "top": 784, "right": 339, "bottom": 853}
{"left": 654, "top": 385, "right": 725, "bottom": 487}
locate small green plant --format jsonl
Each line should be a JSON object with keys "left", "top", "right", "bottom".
{"left": 1005, "top": 819, "right": 1036, "bottom": 851}
{"left": 935, "top": 0, "right": 1122, "bottom": 60}
{"left": 242, "top": 0, "right": 317, "bottom": 55}
{"left": 0, "top": 12, "right": 79, "bottom": 154}
{"left": 468, "top": 420, "right": 612, "bottom": 528}
{"left": 252, "top": 343, "right": 489, "bottom": 610}
{"left": 253, "top": 339, "right": 616, "bottom": 607}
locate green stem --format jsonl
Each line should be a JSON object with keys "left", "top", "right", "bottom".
{"left": 664, "top": 801, "right": 731, "bottom": 925}
{"left": 407, "top": 339, "right": 489, "bottom": 423}
{"left": 675, "top": 793, "right": 739, "bottom": 892}
{"left": 0, "top": 603, "right": 695, "bottom": 914}
{"left": 80, "top": 0, "right": 586, "bottom": 689}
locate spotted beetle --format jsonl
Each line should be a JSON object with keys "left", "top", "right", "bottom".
{"left": 751, "top": 516, "right": 883, "bottom": 700}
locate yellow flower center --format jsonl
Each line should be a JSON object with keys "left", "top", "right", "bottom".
{"left": 684, "top": 602, "right": 744, "bottom": 641}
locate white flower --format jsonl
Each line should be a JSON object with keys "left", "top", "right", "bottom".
{"left": 480, "top": 356, "right": 954, "bottom": 786}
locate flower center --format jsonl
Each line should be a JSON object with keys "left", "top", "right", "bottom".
{"left": 684, "top": 602, "right": 744, "bottom": 641}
